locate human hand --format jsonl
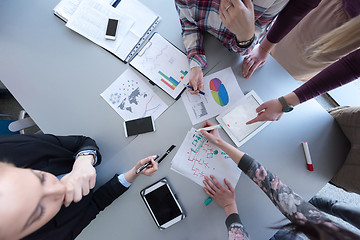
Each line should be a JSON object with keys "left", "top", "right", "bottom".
{"left": 242, "top": 46, "right": 270, "bottom": 78}
{"left": 61, "top": 155, "right": 96, "bottom": 207}
{"left": 219, "top": 0, "right": 254, "bottom": 42}
{"left": 134, "top": 156, "right": 159, "bottom": 177}
{"left": 199, "top": 120, "right": 224, "bottom": 146}
{"left": 124, "top": 156, "right": 159, "bottom": 183}
{"left": 189, "top": 66, "right": 204, "bottom": 94}
{"left": 242, "top": 38, "right": 275, "bottom": 78}
{"left": 203, "top": 175, "right": 238, "bottom": 216}
{"left": 246, "top": 99, "right": 283, "bottom": 124}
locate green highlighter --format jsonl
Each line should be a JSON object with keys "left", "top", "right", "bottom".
{"left": 204, "top": 197, "right": 213, "bottom": 206}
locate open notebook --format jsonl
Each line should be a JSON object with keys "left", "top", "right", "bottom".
{"left": 53, "top": 0, "right": 160, "bottom": 62}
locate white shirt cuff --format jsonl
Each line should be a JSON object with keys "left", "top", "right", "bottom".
{"left": 117, "top": 173, "right": 132, "bottom": 188}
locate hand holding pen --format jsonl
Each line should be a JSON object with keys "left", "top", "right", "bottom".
{"left": 184, "top": 84, "right": 206, "bottom": 95}
{"left": 136, "top": 145, "right": 176, "bottom": 174}
{"left": 124, "top": 156, "right": 159, "bottom": 183}
{"left": 136, "top": 155, "right": 159, "bottom": 174}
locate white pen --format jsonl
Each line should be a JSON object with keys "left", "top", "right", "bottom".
{"left": 301, "top": 142, "right": 314, "bottom": 171}
{"left": 196, "top": 124, "right": 221, "bottom": 132}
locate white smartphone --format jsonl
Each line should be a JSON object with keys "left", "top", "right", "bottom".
{"left": 105, "top": 18, "right": 118, "bottom": 40}
{"left": 140, "top": 178, "right": 185, "bottom": 230}
{"left": 123, "top": 116, "right": 155, "bottom": 137}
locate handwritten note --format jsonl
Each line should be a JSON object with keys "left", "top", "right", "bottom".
{"left": 171, "top": 128, "right": 241, "bottom": 187}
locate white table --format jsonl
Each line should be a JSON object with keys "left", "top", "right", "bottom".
{"left": 0, "top": 0, "right": 349, "bottom": 239}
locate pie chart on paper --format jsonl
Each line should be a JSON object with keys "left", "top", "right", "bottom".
{"left": 209, "top": 78, "right": 229, "bottom": 106}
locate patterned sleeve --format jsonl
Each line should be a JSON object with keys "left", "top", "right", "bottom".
{"left": 252, "top": 0, "right": 289, "bottom": 45}
{"left": 175, "top": 0, "right": 207, "bottom": 69}
{"left": 238, "top": 154, "right": 339, "bottom": 226}
{"left": 225, "top": 213, "right": 250, "bottom": 240}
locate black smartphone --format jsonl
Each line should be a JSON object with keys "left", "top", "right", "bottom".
{"left": 105, "top": 18, "right": 118, "bottom": 40}
{"left": 123, "top": 116, "right": 155, "bottom": 137}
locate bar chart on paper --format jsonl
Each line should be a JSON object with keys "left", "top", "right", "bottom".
{"left": 158, "top": 70, "right": 188, "bottom": 90}
{"left": 130, "top": 33, "right": 190, "bottom": 99}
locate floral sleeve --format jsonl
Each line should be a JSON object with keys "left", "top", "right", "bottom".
{"left": 238, "top": 154, "right": 339, "bottom": 226}
{"left": 226, "top": 213, "right": 250, "bottom": 240}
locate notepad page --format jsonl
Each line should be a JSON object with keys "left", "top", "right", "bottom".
{"left": 65, "top": 0, "right": 135, "bottom": 56}
{"left": 53, "top": 0, "right": 113, "bottom": 22}
{"left": 114, "top": 0, "right": 159, "bottom": 60}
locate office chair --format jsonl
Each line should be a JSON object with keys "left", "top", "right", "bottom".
{"left": 0, "top": 110, "right": 38, "bottom": 135}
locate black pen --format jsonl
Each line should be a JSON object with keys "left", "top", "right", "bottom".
{"left": 157, "top": 145, "right": 176, "bottom": 164}
{"left": 136, "top": 155, "right": 159, "bottom": 174}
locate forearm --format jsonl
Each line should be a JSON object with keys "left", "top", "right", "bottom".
{"left": 258, "top": 37, "right": 276, "bottom": 55}
{"left": 224, "top": 203, "right": 238, "bottom": 217}
{"left": 239, "top": 154, "right": 332, "bottom": 224}
{"left": 266, "top": 0, "right": 321, "bottom": 44}
{"left": 283, "top": 92, "right": 300, "bottom": 107}
{"left": 175, "top": 0, "right": 207, "bottom": 69}
{"left": 124, "top": 166, "right": 138, "bottom": 183}
{"left": 225, "top": 214, "right": 250, "bottom": 240}
{"left": 293, "top": 50, "right": 360, "bottom": 103}
{"left": 183, "top": 31, "right": 207, "bottom": 69}
{"left": 216, "top": 139, "right": 245, "bottom": 166}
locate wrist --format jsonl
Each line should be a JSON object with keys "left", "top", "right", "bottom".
{"left": 216, "top": 138, "right": 228, "bottom": 149}
{"left": 75, "top": 150, "right": 97, "bottom": 165}
{"left": 124, "top": 167, "right": 137, "bottom": 183}
{"left": 236, "top": 34, "right": 255, "bottom": 48}
{"left": 284, "top": 92, "right": 300, "bottom": 107}
{"left": 224, "top": 203, "right": 238, "bottom": 217}
{"left": 259, "top": 37, "right": 276, "bottom": 54}
{"left": 75, "top": 155, "right": 94, "bottom": 165}
{"left": 235, "top": 30, "right": 255, "bottom": 43}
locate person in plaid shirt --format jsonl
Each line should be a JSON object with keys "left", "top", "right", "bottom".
{"left": 175, "top": 0, "right": 288, "bottom": 94}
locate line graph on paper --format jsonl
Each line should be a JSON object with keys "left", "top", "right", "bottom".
{"left": 130, "top": 33, "right": 190, "bottom": 99}
{"left": 132, "top": 36, "right": 188, "bottom": 91}
{"left": 171, "top": 129, "right": 241, "bottom": 187}
{"left": 101, "top": 68, "right": 168, "bottom": 121}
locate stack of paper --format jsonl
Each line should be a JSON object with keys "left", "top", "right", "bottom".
{"left": 54, "top": 0, "right": 160, "bottom": 62}
{"left": 181, "top": 67, "right": 245, "bottom": 124}
{"left": 171, "top": 128, "right": 241, "bottom": 188}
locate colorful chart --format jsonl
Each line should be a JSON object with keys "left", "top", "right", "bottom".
{"left": 158, "top": 70, "right": 188, "bottom": 90}
{"left": 209, "top": 78, "right": 229, "bottom": 106}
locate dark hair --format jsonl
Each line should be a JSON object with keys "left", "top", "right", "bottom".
{"left": 277, "top": 220, "right": 360, "bottom": 240}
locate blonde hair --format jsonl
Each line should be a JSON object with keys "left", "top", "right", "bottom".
{"left": 309, "top": 15, "right": 360, "bottom": 59}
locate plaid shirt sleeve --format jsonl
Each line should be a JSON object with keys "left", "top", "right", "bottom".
{"left": 252, "top": 0, "right": 289, "bottom": 46}
{"left": 220, "top": 0, "right": 289, "bottom": 56}
{"left": 175, "top": 0, "right": 207, "bottom": 69}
